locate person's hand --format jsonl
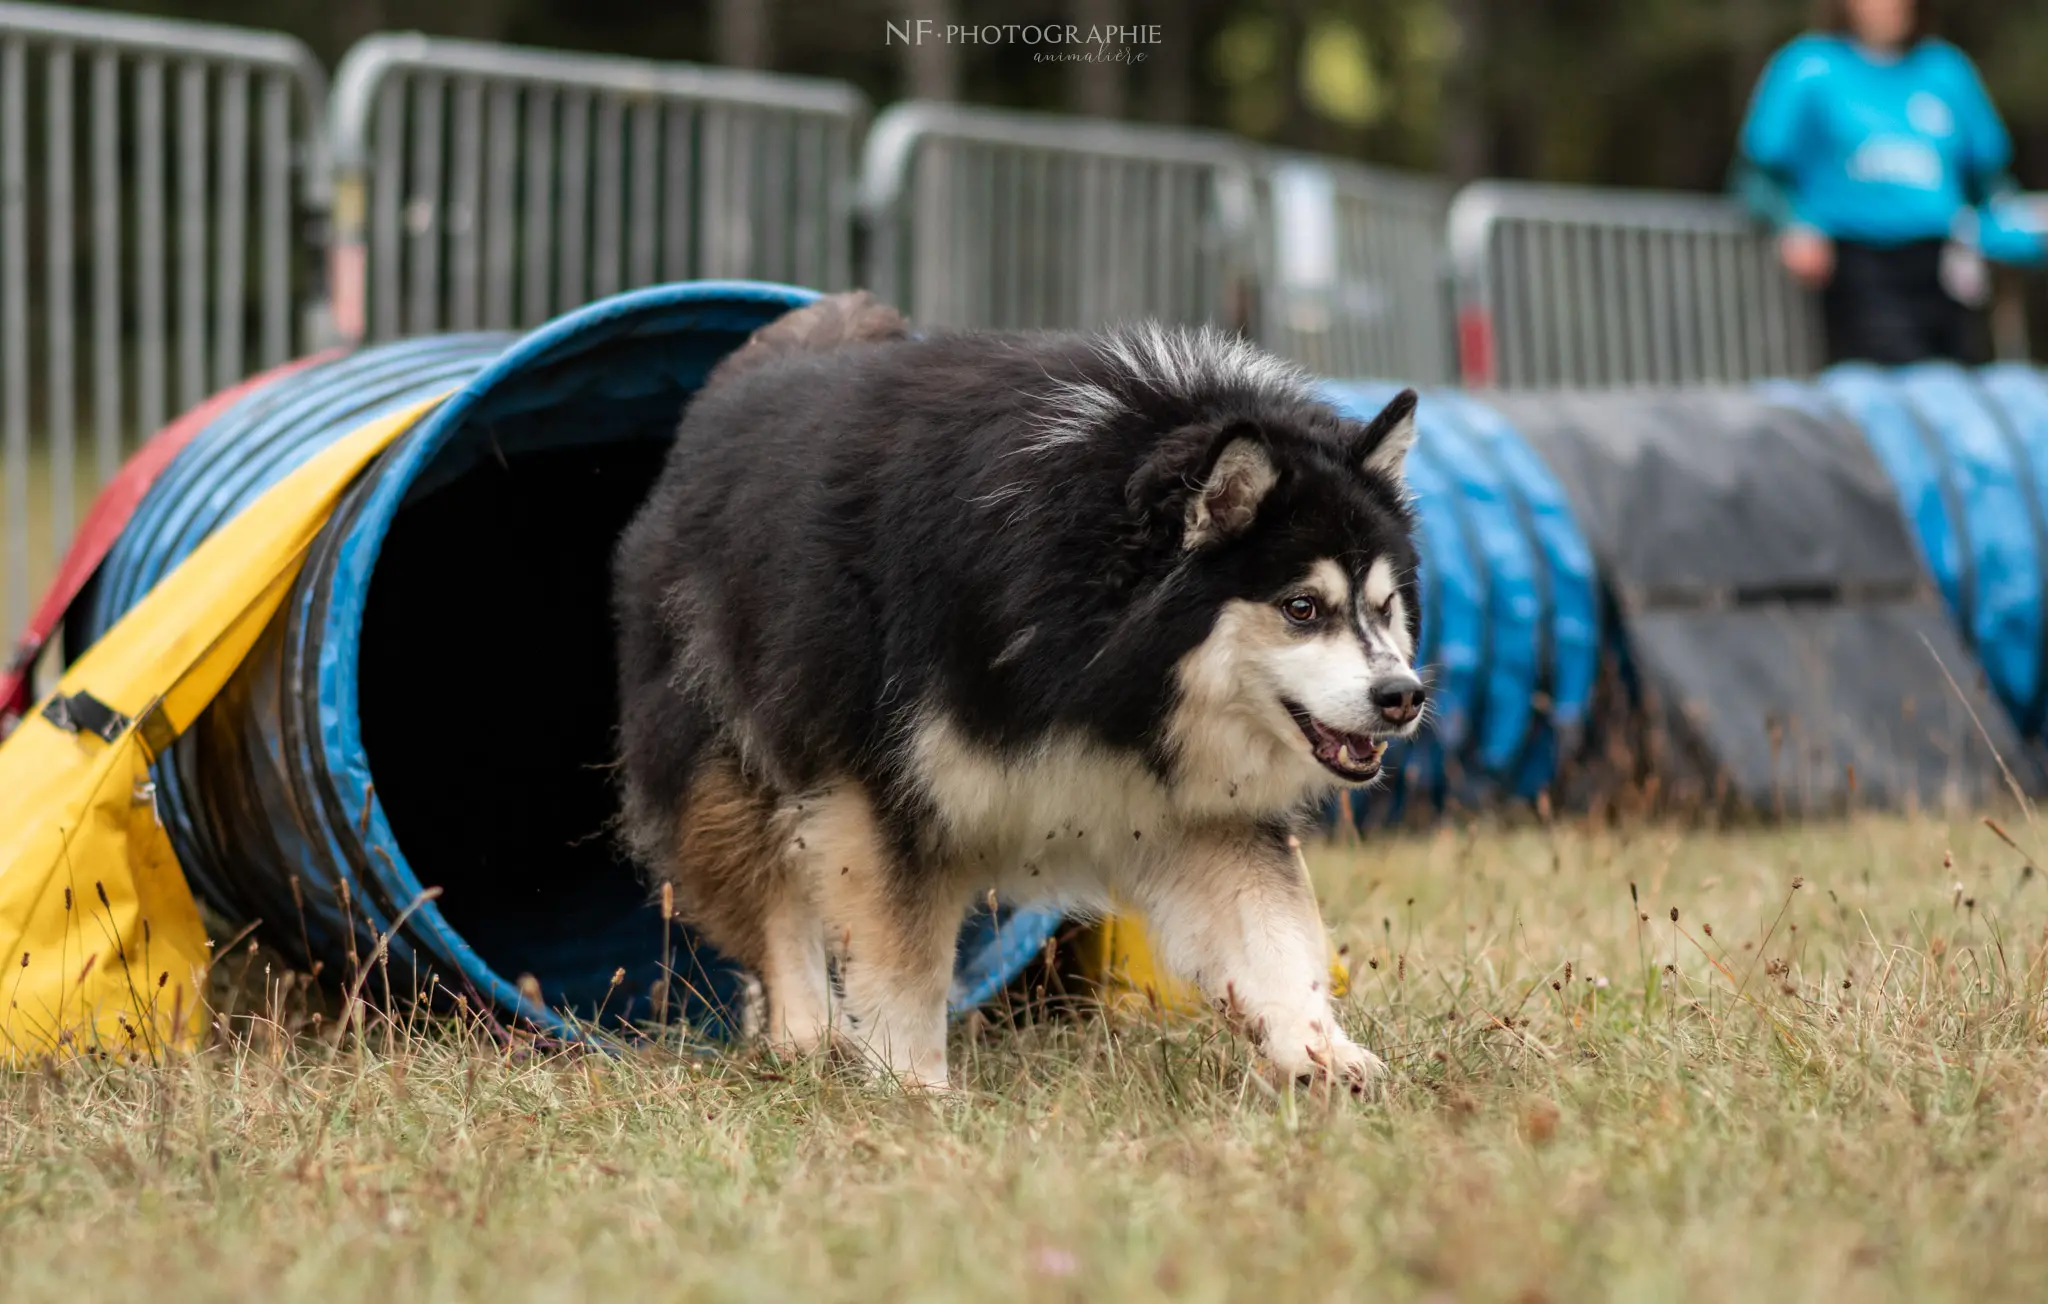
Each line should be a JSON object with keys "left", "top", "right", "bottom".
{"left": 1779, "top": 227, "right": 1834, "bottom": 287}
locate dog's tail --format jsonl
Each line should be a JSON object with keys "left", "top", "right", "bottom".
{"left": 707, "top": 290, "right": 910, "bottom": 386}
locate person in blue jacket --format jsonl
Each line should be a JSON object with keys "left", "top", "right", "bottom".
{"left": 1737, "top": 0, "right": 2045, "bottom": 365}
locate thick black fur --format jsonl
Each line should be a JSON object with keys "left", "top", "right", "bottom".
{"left": 611, "top": 318, "right": 1421, "bottom": 875}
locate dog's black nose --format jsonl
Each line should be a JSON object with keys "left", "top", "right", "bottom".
{"left": 1373, "top": 682, "right": 1426, "bottom": 726}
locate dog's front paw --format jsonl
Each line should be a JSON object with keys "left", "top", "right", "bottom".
{"left": 1260, "top": 1018, "right": 1386, "bottom": 1098}
{"left": 1307, "top": 1034, "right": 1386, "bottom": 1097}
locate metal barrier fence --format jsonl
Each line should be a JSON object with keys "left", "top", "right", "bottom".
{"left": 860, "top": 101, "right": 1258, "bottom": 338}
{"left": 327, "top": 34, "right": 866, "bottom": 343}
{"left": 0, "top": 1, "right": 326, "bottom": 633}
{"left": 860, "top": 101, "right": 1458, "bottom": 382}
{"left": 1448, "top": 180, "right": 1824, "bottom": 389}
{"left": 1254, "top": 156, "right": 1453, "bottom": 383}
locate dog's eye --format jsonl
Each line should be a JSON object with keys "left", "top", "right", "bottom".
{"left": 1281, "top": 595, "right": 1319, "bottom": 624}
{"left": 1379, "top": 596, "right": 1396, "bottom": 621}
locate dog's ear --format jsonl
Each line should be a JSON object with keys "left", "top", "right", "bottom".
{"left": 1184, "top": 429, "right": 1278, "bottom": 549}
{"left": 1125, "top": 421, "right": 1277, "bottom": 554}
{"left": 1350, "top": 388, "right": 1418, "bottom": 483}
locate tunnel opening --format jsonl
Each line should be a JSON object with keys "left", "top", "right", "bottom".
{"left": 357, "top": 435, "right": 708, "bottom": 1024}
{"left": 351, "top": 323, "right": 754, "bottom": 1029}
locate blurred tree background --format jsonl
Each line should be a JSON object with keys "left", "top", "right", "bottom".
{"left": 50, "top": 0, "right": 2048, "bottom": 189}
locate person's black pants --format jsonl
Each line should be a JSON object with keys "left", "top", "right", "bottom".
{"left": 1823, "top": 238, "right": 1986, "bottom": 366}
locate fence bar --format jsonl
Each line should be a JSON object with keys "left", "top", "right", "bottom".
{"left": 134, "top": 56, "right": 163, "bottom": 439}
{"left": 481, "top": 83, "right": 516, "bottom": 331}
{"left": 794, "top": 117, "right": 824, "bottom": 293}
{"left": 446, "top": 77, "right": 482, "bottom": 332}
{"left": 698, "top": 102, "right": 735, "bottom": 277}
{"left": 404, "top": 74, "right": 443, "bottom": 336}
{"left": 626, "top": 99, "right": 657, "bottom": 287}
{"left": 556, "top": 90, "right": 589, "bottom": 311}
{"left": 590, "top": 94, "right": 622, "bottom": 299}
{"left": 90, "top": 50, "right": 118, "bottom": 485}
{"left": 2, "top": 38, "right": 27, "bottom": 633}
{"left": 259, "top": 72, "right": 290, "bottom": 368}
{"left": 369, "top": 75, "right": 401, "bottom": 341}
{"left": 520, "top": 86, "right": 553, "bottom": 325}
{"left": 760, "top": 112, "right": 792, "bottom": 283}
{"left": 45, "top": 45, "right": 74, "bottom": 552}
{"left": 214, "top": 64, "right": 248, "bottom": 391}
{"left": 175, "top": 60, "right": 206, "bottom": 412}
{"left": 660, "top": 101, "right": 692, "bottom": 283}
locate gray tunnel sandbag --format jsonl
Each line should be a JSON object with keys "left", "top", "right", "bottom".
{"left": 1486, "top": 386, "right": 2038, "bottom": 811}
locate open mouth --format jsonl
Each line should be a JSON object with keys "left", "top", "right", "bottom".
{"left": 1284, "top": 701, "right": 1389, "bottom": 783}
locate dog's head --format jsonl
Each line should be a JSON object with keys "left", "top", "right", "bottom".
{"left": 1121, "top": 373, "right": 1426, "bottom": 802}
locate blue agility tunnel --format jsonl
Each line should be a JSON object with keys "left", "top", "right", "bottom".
{"left": 71, "top": 281, "right": 1058, "bottom": 1037}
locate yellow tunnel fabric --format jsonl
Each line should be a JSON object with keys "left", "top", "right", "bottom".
{"left": 0, "top": 397, "right": 444, "bottom": 1063}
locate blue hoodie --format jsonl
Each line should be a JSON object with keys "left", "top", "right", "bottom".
{"left": 1738, "top": 33, "right": 2039, "bottom": 262}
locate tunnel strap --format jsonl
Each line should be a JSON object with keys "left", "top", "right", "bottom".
{"left": 37, "top": 689, "right": 180, "bottom": 762}
{"left": 40, "top": 690, "right": 132, "bottom": 743}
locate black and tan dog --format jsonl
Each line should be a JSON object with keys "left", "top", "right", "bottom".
{"left": 612, "top": 293, "right": 1426, "bottom": 1092}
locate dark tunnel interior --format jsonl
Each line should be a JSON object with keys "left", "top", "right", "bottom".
{"left": 357, "top": 430, "right": 743, "bottom": 1028}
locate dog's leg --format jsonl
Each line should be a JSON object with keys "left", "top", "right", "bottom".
{"left": 1131, "top": 831, "right": 1382, "bottom": 1094}
{"left": 799, "top": 783, "right": 961, "bottom": 1090}
{"left": 825, "top": 881, "right": 961, "bottom": 1092}
{"left": 668, "top": 755, "right": 832, "bottom": 1053}
{"left": 757, "top": 892, "right": 832, "bottom": 1052}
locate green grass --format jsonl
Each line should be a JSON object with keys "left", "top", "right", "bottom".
{"left": 8, "top": 809, "right": 2048, "bottom": 1302}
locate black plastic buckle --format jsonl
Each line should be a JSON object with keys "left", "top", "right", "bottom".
{"left": 41, "top": 690, "right": 132, "bottom": 743}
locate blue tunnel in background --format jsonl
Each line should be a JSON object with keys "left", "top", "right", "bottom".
{"left": 1767, "top": 363, "right": 2048, "bottom": 744}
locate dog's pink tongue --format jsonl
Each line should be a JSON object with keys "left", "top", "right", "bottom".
{"left": 1310, "top": 723, "right": 1353, "bottom": 765}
